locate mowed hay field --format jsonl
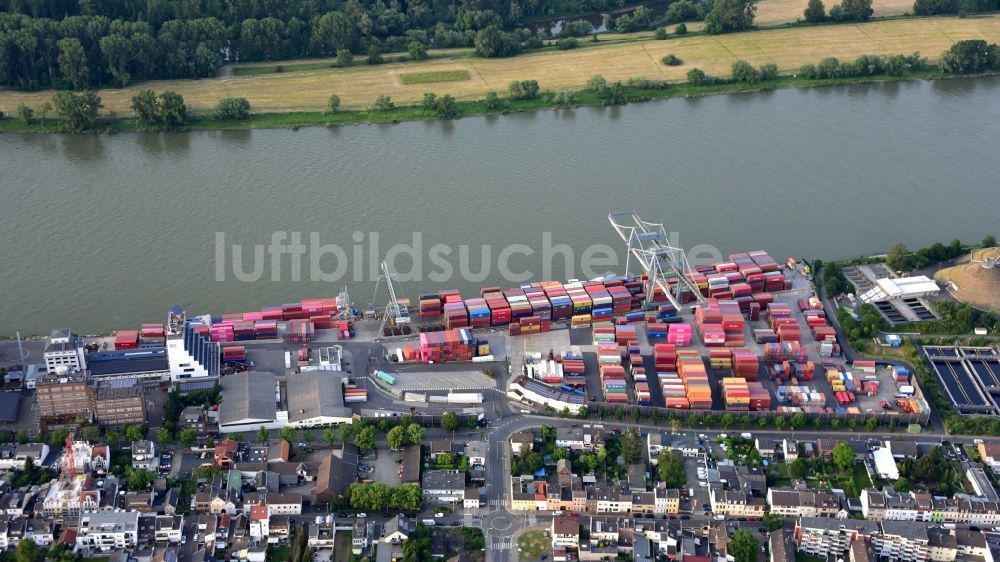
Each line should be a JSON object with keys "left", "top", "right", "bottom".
{"left": 1, "top": 15, "right": 999, "bottom": 115}
{"left": 755, "top": 0, "right": 914, "bottom": 25}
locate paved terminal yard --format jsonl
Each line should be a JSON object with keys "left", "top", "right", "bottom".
{"left": 390, "top": 365, "right": 496, "bottom": 392}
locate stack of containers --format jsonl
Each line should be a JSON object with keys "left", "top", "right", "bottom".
{"left": 593, "top": 322, "right": 616, "bottom": 345}
{"left": 615, "top": 324, "right": 637, "bottom": 347}
{"left": 892, "top": 366, "right": 910, "bottom": 385}
{"left": 255, "top": 320, "right": 278, "bottom": 339}
{"left": 732, "top": 349, "right": 759, "bottom": 379}
{"left": 419, "top": 328, "right": 475, "bottom": 363}
{"left": 344, "top": 384, "right": 368, "bottom": 403}
{"left": 525, "top": 288, "right": 551, "bottom": 318}
{"left": 696, "top": 304, "right": 723, "bottom": 346}
{"left": 231, "top": 321, "right": 254, "bottom": 341}
{"left": 654, "top": 344, "right": 678, "bottom": 372}
{"left": 482, "top": 291, "right": 511, "bottom": 326}
{"left": 718, "top": 300, "right": 745, "bottom": 346}
{"left": 749, "top": 250, "right": 779, "bottom": 272}
{"left": 702, "top": 325, "right": 726, "bottom": 347}
{"left": 608, "top": 284, "right": 633, "bottom": 315}
{"left": 598, "top": 342, "right": 627, "bottom": 403}
{"left": 543, "top": 282, "right": 574, "bottom": 321}
{"left": 853, "top": 360, "right": 877, "bottom": 375}
{"left": 505, "top": 289, "right": 533, "bottom": 322}
{"left": 570, "top": 314, "right": 591, "bottom": 328}
{"left": 260, "top": 306, "right": 282, "bottom": 320}
{"left": 330, "top": 320, "right": 353, "bottom": 340}
{"left": 754, "top": 329, "right": 779, "bottom": 344}
{"left": 764, "top": 270, "right": 786, "bottom": 292}
{"left": 668, "top": 323, "right": 692, "bottom": 346}
{"left": 516, "top": 316, "right": 549, "bottom": 335}
{"left": 465, "top": 298, "right": 491, "bottom": 329}
{"left": 281, "top": 303, "right": 304, "bottom": 321}
{"left": 444, "top": 300, "right": 469, "bottom": 329}
{"left": 747, "top": 382, "right": 771, "bottom": 410}
{"left": 222, "top": 345, "right": 247, "bottom": 363}
{"left": 566, "top": 282, "right": 593, "bottom": 318}
{"left": 679, "top": 354, "right": 712, "bottom": 409}
{"left": 646, "top": 321, "right": 668, "bottom": 342}
{"left": 286, "top": 319, "right": 315, "bottom": 342}
{"left": 709, "top": 349, "right": 732, "bottom": 371}
{"left": 753, "top": 293, "right": 774, "bottom": 311}
{"left": 419, "top": 293, "right": 442, "bottom": 317}
{"left": 114, "top": 330, "right": 139, "bottom": 350}
{"left": 762, "top": 342, "right": 807, "bottom": 365}
{"left": 635, "top": 381, "right": 651, "bottom": 405}
{"left": 140, "top": 324, "right": 166, "bottom": 346}
{"left": 242, "top": 311, "right": 264, "bottom": 321}
{"left": 707, "top": 274, "right": 730, "bottom": 298}
{"left": 657, "top": 303, "right": 679, "bottom": 321}
{"left": 586, "top": 282, "right": 614, "bottom": 321}
{"left": 210, "top": 323, "right": 234, "bottom": 342}
{"left": 722, "top": 377, "right": 750, "bottom": 411}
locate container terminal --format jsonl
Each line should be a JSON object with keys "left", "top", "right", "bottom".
{"left": 27, "top": 212, "right": 932, "bottom": 429}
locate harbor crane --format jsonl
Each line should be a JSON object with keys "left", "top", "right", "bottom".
{"left": 608, "top": 211, "right": 706, "bottom": 310}
{"left": 368, "top": 260, "right": 411, "bottom": 336}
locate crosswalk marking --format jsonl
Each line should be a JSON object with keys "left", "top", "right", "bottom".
{"left": 492, "top": 538, "right": 512, "bottom": 549}
{"left": 487, "top": 498, "right": 505, "bottom": 507}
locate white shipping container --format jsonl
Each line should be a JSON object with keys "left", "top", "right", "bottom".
{"left": 448, "top": 393, "right": 484, "bottom": 404}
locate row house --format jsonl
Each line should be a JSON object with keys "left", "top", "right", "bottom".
{"left": 592, "top": 486, "right": 633, "bottom": 514}
{"left": 709, "top": 489, "right": 766, "bottom": 518}
{"left": 0, "top": 517, "right": 54, "bottom": 549}
{"left": 767, "top": 489, "right": 846, "bottom": 518}
{"left": 552, "top": 517, "right": 582, "bottom": 549}
{"left": 794, "top": 517, "right": 879, "bottom": 559}
{"left": 556, "top": 426, "right": 606, "bottom": 452}
{"left": 152, "top": 515, "right": 184, "bottom": 543}
{"left": 0, "top": 444, "right": 50, "bottom": 471}
{"left": 861, "top": 488, "right": 1000, "bottom": 525}
{"left": 76, "top": 511, "right": 140, "bottom": 552}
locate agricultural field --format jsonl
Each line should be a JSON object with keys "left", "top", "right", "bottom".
{"left": 398, "top": 70, "right": 472, "bottom": 84}
{"left": 0, "top": 15, "right": 998, "bottom": 115}
{"left": 755, "top": 0, "right": 914, "bottom": 25}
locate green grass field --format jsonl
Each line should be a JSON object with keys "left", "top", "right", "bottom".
{"left": 518, "top": 530, "right": 550, "bottom": 561}
{"left": 398, "top": 69, "right": 472, "bottom": 84}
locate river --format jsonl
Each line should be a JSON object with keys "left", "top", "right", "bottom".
{"left": 3, "top": 76, "right": 1000, "bottom": 336}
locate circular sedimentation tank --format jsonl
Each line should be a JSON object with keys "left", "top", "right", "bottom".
{"left": 935, "top": 247, "right": 1000, "bottom": 313}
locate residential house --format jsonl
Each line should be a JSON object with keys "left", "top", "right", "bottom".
{"left": 873, "top": 521, "right": 929, "bottom": 562}
{"left": 979, "top": 443, "right": 1000, "bottom": 473}
{"left": 927, "top": 528, "right": 958, "bottom": 562}
{"left": 214, "top": 439, "right": 240, "bottom": 470}
{"left": 464, "top": 488, "right": 481, "bottom": 509}
{"left": 352, "top": 520, "right": 370, "bottom": 555}
{"left": 510, "top": 431, "right": 535, "bottom": 455}
{"left": 794, "top": 517, "right": 879, "bottom": 559}
{"left": 767, "top": 489, "right": 845, "bottom": 518}
{"left": 556, "top": 426, "right": 604, "bottom": 452}
{"left": 382, "top": 515, "right": 412, "bottom": 544}
{"left": 552, "top": 517, "right": 581, "bottom": 549}
{"left": 709, "top": 489, "right": 765, "bottom": 518}
{"left": 429, "top": 441, "right": 457, "bottom": 460}
{"left": 307, "top": 521, "right": 336, "bottom": 550}
{"left": 248, "top": 504, "right": 269, "bottom": 542}
{"left": 311, "top": 444, "right": 360, "bottom": 504}
{"left": 0, "top": 443, "right": 50, "bottom": 471}
{"left": 25, "top": 519, "right": 53, "bottom": 547}
{"left": 153, "top": 515, "right": 184, "bottom": 543}
{"left": 77, "top": 511, "right": 140, "bottom": 551}
{"left": 400, "top": 446, "right": 420, "bottom": 484}
{"left": 422, "top": 470, "right": 465, "bottom": 503}
{"left": 654, "top": 485, "right": 680, "bottom": 515}
{"left": 953, "top": 529, "right": 989, "bottom": 559}
{"left": 268, "top": 515, "right": 290, "bottom": 544}
{"left": 770, "top": 529, "right": 795, "bottom": 562}
{"left": 756, "top": 438, "right": 781, "bottom": 460}
{"left": 465, "top": 442, "right": 487, "bottom": 466}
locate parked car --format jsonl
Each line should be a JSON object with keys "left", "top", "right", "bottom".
{"left": 434, "top": 513, "right": 445, "bottom": 518}
{"left": 357, "top": 513, "right": 367, "bottom": 518}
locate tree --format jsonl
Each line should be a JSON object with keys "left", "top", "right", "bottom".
{"left": 720, "top": 413, "right": 735, "bottom": 428}
{"left": 774, "top": 415, "right": 786, "bottom": 430}
{"left": 372, "top": 95, "right": 394, "bottom": 112}
{"left": 587, "top": 74, "right": 607, "bottom": 91}
{"left": 474, "top": 25, "right": 520, "bottom": 58}
{"left": 729, "top": 530, "right": 759, "bottom": 562}
{"left": 865, "top": 416, "right": 878, "bottom": 432}
{"left": 704, "top": 0, "right": 758, "bottom": 34}
{"left": 15, "top": 430, "right": 28, "bottom": 444}
{"left": 159, "top": 91, "right": 188, "bottom": 128}
{"left": 620, "top": 428, "right": 642, "bottom": 464}
{"left": 484, "top": 90, "right": 508, "bottom": 111}
{"left": 279, "top": 426, "right": 298, "bottom": 443}
{"left": 791, "top": 458, "right": 810, "bottom": 479}
{"left": 508, "top": 80, "right": 540, "bottom": 100}
{"left": 676, "top": 23, "right": 689, "bottom": 34}
{"left": 832, "top": 442, "right": 855, "bottom": 471}
{"left": 408, "top": 41, "right": 428, "bottom": 60}
{"left": 336, "top": 49, "right": 353, "bottom": 67}
{"left": 762, "top": 513, "right": 784, "bottom": 531}
{"left": 983, "top": 235, "right": 997, "bottom": 248}
{"left": 840, "top": 0, "right": 874, "bottom": 20}
{"left": 657, "top": 450, "right": 687, "bottom": 487}
{"left": 131, "top": 89, "right": 159, "bottom": 125}
{"left": 179, "top": 429, "right": 198, "bottom": 447}
{"left": 127, "top": 468, "right": 156, "bottom": 490}
{"left": 80, "top": 426, "right": 100, "bottom": 442}
{"left": 36, "top": 101, "right": 52, "bottom": 122}
{"left": 662, "top": 54, "right": 682, "bottom": 66}
{"left": 215, "top": 97, "right": 251, "bottom": 120}
{"left": 354, "top": 426, "right": 376, "bottom": 452}
{"left": 157, "top": 427, "right": 174, "bottom": 444}
{"left": 939, "top": 40, "right": 1000, "bottom": 74}
{"left": 687, "top": 68, "right": 707, "bottom": 85}
{"left": 327, "top": 94, "right": 341, "bottom": 113}
{"left": 16, "top": 103, "right": 33, "bottom": 125}
{"left": 731, "top": 60, "right": 758, "bottom": 83}
{"left": 804, "top": 0, "right": 827, "bottom": 21}
{"left": 406, "top": 423, "right": 425, "bottom": 445}
{"left": 125, "top": 424, "right": 144, "bottom": 442}
{"left": 422, "top": 92, "right": 438, "bottom": 110}
{"left": 367, "top": 40, "right": 383, "bottom": 64}
{"left": 52, "top": 90, "right": 102, "bottom": 132}
{"left": 435, "top": 94, "right": 458, "bottom": 119}
{"left": 441, "top": 412, "right": 460, "bottom": 432}
{"left": 387, "top": 425, "right": 406, "bottom": 450}
{"left": 791, "top": 412, "right": 807, "bottom": 430}
{"left": 57, "top": 38, "right": 90, "bottom": 89}
{"left": 324, "top": 427, "right": 337, "bottom": 446}
{"left": 15, "top": 538, "right": 40, "bottom": 562}
{"left": 258, "top": 426, "right": 270, "bottom": 443}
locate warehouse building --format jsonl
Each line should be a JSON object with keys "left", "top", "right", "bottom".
{"left": 43, "top": 329, "right": 87, "bottom": 373}
{"left": 219, "top": 372, "right": 283, "bottom": 434}
{"left": 94, "top": 379, "right": 147, "bottom": 426}
{"left": 285, "top": 372, "right": 353, "bottom": 428}
{"left": 36, "top": 371, "right": 93, "bottom": 421}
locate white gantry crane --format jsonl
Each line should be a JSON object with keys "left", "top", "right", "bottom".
{"left": 608, "top": 211, "right": 706, "bottom": 310}
{"left": 369, "top": 260, "right": 411, "bottom": 336}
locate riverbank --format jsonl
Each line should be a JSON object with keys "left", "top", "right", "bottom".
{"left": 1, "top": 14, "right": 998, "bottom": 119}
{"left": 0, "top": 68, "right": 994, "bottom": 134}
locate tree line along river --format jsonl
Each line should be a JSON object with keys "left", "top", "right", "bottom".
{"left": 2, "top": 76, "right": 999, "bottom": 336}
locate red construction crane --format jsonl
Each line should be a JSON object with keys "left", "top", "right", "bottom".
{"left": 64, "top": 431, "right": 76, "bottom": 481}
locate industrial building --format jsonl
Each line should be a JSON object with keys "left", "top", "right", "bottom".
{"left": 218, "top": 371, "right": 282, "bottom": 434}
{"left": 285, "top": 371, "right": 353, "bottom": 428}
{"left": 93, "top": 379, "right": 147, "bottom": 426}
{"left": 924, "top": 346, "right": 1000, "bottom": 416}
{"left": 43, "top": 329, "right": 87, "bottom": 373}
